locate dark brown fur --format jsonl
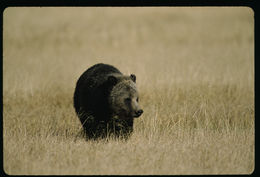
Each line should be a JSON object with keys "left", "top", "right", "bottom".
{"left": 73, "top": 63, "right": 143, "bottom": 140}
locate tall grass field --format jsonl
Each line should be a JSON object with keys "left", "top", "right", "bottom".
{"left": 3, "top": 7, "right": 254, "bottom": 175}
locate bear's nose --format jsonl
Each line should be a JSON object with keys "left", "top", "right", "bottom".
{"left": 136, "top": 109, "right": 143, "bottom": 116}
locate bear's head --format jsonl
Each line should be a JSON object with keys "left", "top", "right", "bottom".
{"left": 108, "top": 74, "right": 143, "bottom": 119}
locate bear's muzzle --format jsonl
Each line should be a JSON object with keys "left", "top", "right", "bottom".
{"left": 134, "top": 109, "right": 143, "bottom": 118}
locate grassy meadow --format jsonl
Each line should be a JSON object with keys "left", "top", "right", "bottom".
{"left": 3, "top": 7, "right": 254, "bottom": 175}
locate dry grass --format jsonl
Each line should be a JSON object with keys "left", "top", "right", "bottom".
{"left": 3, "top": 7, "right": 254, "bottom": 175}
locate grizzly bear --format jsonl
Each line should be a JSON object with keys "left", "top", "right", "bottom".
{"left": 73, "top": 63, "right": 143, "bottom": 140}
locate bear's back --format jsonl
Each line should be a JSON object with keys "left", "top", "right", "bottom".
{"left": 74, "top": 63, "right": 122, "bottom": 114}
{"left": 81, "top": 63, "right": 121, "bottom": 81}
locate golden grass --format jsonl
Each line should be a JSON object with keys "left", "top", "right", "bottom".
{"left": 3, "top": 7, "right": 254, "bottom": 175}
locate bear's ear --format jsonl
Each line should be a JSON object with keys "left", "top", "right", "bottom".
{"left": 130, "top": 74, "right": 136, "bottom": 83}
{"left": 108, "top": 75, "right": 118, "bottom": 85}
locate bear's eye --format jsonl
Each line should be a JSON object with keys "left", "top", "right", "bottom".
{"left": 125, "top": 98, "right": 131, "bottom": 102}
{"left": 136, "top": 98, "right": 139, "bottom": 102}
